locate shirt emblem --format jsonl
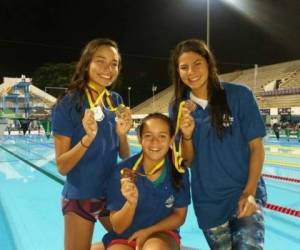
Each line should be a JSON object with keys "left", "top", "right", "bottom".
{"left": 165, "top": 195, "right": 175, "bottom": 208}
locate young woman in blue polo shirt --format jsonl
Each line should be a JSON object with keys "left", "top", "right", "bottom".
{"left": 101, "top": 113, "right": 190, "bottom": 250}
{"left": 169, "top": 39, "right": 267, "bottom": 250}
{"left": 52, "top": 38, "right": 132, "bottom": 250}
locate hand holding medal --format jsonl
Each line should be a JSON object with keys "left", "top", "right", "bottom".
{"left": 115, "top": 104, "right": 133, "bottom": 136}
{"left": 120, "top": 168, "right": 137, "bottom": 183}
{"left": 180, "top": 100, "right": 196, "bottom": 140}
{"left": 120, "top": 168, "right": 139, "bottom": 205}
{"left": 171, "top": 99, "right": 196, "bottom": 173}
{"left": 82, "top": 109, "right": 98, "bottom": 140}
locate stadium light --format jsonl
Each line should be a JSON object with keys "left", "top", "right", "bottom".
{"left": 152, "top": 85, "right": 157, "bottom": 111}
{"left": 128, "top": 86, "right": 132, "bottom": 108}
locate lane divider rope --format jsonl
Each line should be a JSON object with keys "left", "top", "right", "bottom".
{"left": 264, "top": 203, "right": 300, "bottom": 217}
{"left": 262, "top": 173, "right": 300, "bottom": 184}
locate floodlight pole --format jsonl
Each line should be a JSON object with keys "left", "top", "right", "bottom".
{"left": 128, "top": 86, "right": 131, "bottom": 108}
{"left": 152, "top": 85, "right": 157, "bottom": 111}
{"left": 207, "top": 0, "right": 210, "bottom": 49}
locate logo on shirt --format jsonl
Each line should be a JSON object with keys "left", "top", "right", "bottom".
{"left": 222, "top": 114, "right": 234, "bottom": 128}
{"left": 165, "top": 195, "right": 175, "bottom": 208}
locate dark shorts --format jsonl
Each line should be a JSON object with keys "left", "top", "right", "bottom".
{"left": 107, "top": 231, "right": 181, "bottom": 249}
{"left": 62, "top": 197, "right": 109, "bottom": 223}
{"left": 203, "top": 204, "right": 265, "bottom": 250}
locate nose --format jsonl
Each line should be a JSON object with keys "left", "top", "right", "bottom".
{"left": 150, "top": 136, "right": 161, "bottom": 144}
{"left": 102, "top": 63, "right": 110, "bottom": 72}
{"left": 187, "top": 66, "right": 194, "bottom": 76}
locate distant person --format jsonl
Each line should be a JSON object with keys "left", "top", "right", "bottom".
{"left": 7, "top": 124, "right": 11, "bottom": 135}
{"left": 52, "top": 38, "right": 132, "bottom": 250}
{"left": 95, "top": 113, "right": 190, "bottom": 250}
{"left": 284, "top": 123, "right": 291, "bottom": 141}
{"left": 272, "top": 123, "right": 280, "bottom": 140}
{"left": 169, "top": 39, "right": 267, "bottom": 250}
{"left": 297, "top": 123, "right": 300, "bottom": 142}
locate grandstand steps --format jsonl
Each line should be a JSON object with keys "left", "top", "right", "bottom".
{"left": 258, "top": 94, "right": 300, "bottom": 109}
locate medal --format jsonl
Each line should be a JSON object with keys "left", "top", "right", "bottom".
{"left": 120, "top": 168, "right": 137, "bottom": 183}
{"left": 115, "top": 104, "right": 127, "bottom": 121}
{"left": 85, "top": 82, "right": 127, "bottom": 123}
{"left": 120, "top": 154, "right": 165, "bottom": 183}
{"left": 91, "top": 106, "right": 104, "bottom": 122}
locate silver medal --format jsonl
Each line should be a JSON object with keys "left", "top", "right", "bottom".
{"left": 91, "top": 106, "right": 104, "bottom": 122}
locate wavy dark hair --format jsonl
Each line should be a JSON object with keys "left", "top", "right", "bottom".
{"left": 169, "top": 39, "right": 231, "bottom": 138}
{"left": 56, "top": 38, "right": 121, "bottom": 113}
{"left": 137, "top": 113, "right": 184, "bottom": 191}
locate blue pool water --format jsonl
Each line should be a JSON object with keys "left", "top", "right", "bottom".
{"left": 0, "top": 134, "right": 300, "bottom": 250}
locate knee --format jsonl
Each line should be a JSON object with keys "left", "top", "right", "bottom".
{"left": 143, "top": 240, "right": 172, "bottom": 250}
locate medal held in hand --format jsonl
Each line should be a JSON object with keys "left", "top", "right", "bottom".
{"left": 91, "top": 106, "right": 104, "bottom": 122}
{"left": 120, "top": 168, "right": 137, "bottom": 183}
{"left": 115, "top": 104, "right": 127, "bottom": 121}
{"left": 183, "top": 100, "right": 197, "bottom": 112}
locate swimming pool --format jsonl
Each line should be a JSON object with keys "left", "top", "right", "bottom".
{"left": 0, "top": 134, "right": 299, "bottom": 250}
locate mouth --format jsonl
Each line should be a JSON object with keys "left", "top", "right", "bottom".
{"left": 188, "top": 76, "right": 200, "bottom": 83}
{"left": 149, "top": 148, "right": 160, "bottom": 153}
{"left": 98, "top": 74, "right": 111, "bottom": 80}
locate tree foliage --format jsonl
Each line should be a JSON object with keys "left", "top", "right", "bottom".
{"left": 32, "top": 62, "right": 76, "bottom": 96}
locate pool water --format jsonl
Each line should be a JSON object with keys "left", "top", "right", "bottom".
{"left": 0, "top": 134, "right": 299, "bottom": 250}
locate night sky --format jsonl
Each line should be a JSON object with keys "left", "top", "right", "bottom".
{"left": 1, "top": 0, "right": 299, "bottom": 105}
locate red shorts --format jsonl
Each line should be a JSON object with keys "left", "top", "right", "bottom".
{"left": 107, "top": 230, "right": 181, "bottom": 249}
{"left": 62, "top": 197, "right": 109, "bottom": 223}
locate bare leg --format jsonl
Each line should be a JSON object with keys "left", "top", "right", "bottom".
{"left": 108, "top": 244, "right": 133, "bottom": 250}
{"left": 142, "top": 232, "right": 179, "bottom": 250}
{"left": 65, "top": 212, "right": 94, "bottom": 250}
{"left": 91, "top": 242, "right": 105, "bottom": 250}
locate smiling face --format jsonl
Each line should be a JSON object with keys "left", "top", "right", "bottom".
{"left": 178, "top": 51, "right": 209, "bottom": 98}
{"left": 139, "top": 118, "right": 173, "bottom": 167}
{"left": 88, "top": 45, "right": 120, "bottom": 91}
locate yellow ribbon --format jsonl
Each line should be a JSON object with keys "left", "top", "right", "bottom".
{"left": 172, "top": 100, "right": 187, "bottom": 173}
{"left": 132, "top": 153, "right": 165, "bottom": 176}
{"left": 85, "top": 82, "right": 118, "bottom": 111}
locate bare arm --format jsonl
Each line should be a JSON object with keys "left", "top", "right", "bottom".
{"left": 116, "top": 107, "right": 132, "bottom": 159}
{"left": 180, "top": 108, "right": 195, "bottom": 166}
{"left": 118, "top": 134, "right": 131, "bottom": 159}
{"left": 54, "top": 109, "right": 97, "bottom": 176}
{"left": 238, "top": 137, "right": 265, "bottom": 218}
{"left": 54, "top": 134, "right": 94, "bottom": 175}
{"left": 140, "top": 207, "right": 187, "bottom": 235}
{"left": 128, "top": 207, "right": 188, "bottom": 247}
{"left": 110, "top": 178, "right": 138, "bottom": 233}
{"left": 245, "top": 137, "right": 265, "bottom": 196}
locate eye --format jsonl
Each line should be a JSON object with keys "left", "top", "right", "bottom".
{"left": 111, "top": 62, "right": 119, "bottom": 68}
{"left": 179, "top": 65, "right": 188, "bottom": 71}
{"left": 143, "top": 134, "right": 152, "bottom": 139}
{"left": 159, "top": 134, "right": 168, "bottom": 140}
{"left": 95, "top": 59, "right": 105, "bottom": 64}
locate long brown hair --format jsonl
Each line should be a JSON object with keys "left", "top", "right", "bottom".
{"left": 169, "top": 39, "right": 231, "bottom": 138}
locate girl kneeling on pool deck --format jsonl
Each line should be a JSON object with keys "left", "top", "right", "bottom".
{"left": 101, "top": 113, "right": 190, "bottom": 250}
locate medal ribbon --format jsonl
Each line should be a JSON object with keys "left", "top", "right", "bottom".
{"left": 171, "top": 100, "right": 187, "bottom": 173}
{"left": 85, "top": 82, "right": 119, "bottom": 111}
{"left": 131, "top": 153, "right": 165, "bottom": 176}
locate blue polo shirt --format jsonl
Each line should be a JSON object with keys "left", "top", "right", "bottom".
{"left": 52, "top": 91, "right": 123, "bottom": 199}
{"left": 102, "top": 153, "right": 191, "bottom": 246}
{"left": 169, "top": 82, "right": 267, "bottom": 230}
